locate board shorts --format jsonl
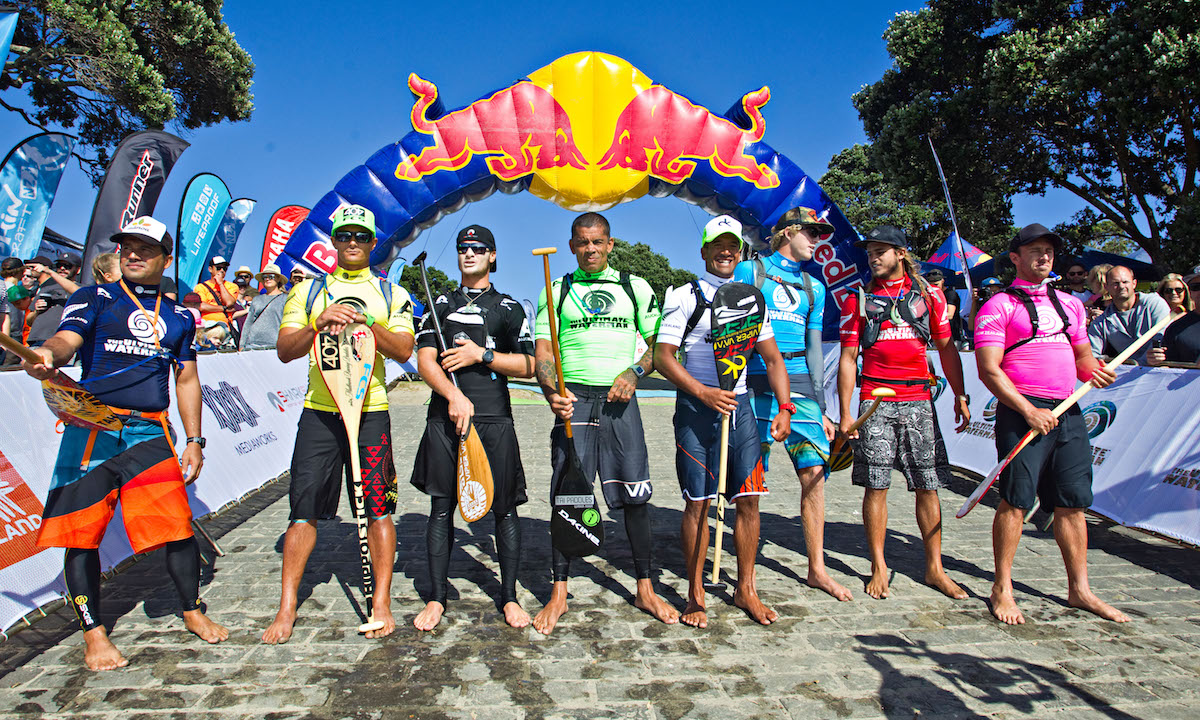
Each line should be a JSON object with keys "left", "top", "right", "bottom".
{"left": 674, "top": 392, "right": 767, "bottom": 502}
{"left": 289, "top": 408, "right": 397, "bottom": 521}
{"left": 995, "top": 396, "right": 1092, "bottom": 511}
{"left": 549, "top": 383, "right": 651, "bottom": 510}
{"left": 410, "top": 417, "right": 528, "bottom": 515}
{"left": 851, "top": 398, "right": 951, "bottom": 491}
{"left": 747, "top": 375, "right": 829, "bottom": 474}
{"left": 38, "top": 418, "right": 193, "bottom": 554}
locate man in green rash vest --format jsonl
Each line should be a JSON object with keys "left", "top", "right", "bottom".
{"left": 531, "top": 212, "right": 680, "bottom": 635}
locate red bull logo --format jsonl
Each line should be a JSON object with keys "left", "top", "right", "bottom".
{"left": 597, "top": 85, "right": 779, "bottom": 189}
{"left": 395, "top": 75, "right": 588, "bottom": 182}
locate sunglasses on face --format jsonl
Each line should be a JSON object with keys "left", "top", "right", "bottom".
{"left": 1067, "top": 271, "right": 1086, "bottom": 276}
{"left": 457, "top": 243, "right": 490, "bottom": 255}
{"left": 333, "top": 230, "right": 373, "bottom": 244}
{"left": 1163, "top": 286, "right": 1186, "bottom": 294}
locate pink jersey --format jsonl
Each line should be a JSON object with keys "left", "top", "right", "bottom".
{"left": 973, "top": 278, "right": 1090, "bottom": 399}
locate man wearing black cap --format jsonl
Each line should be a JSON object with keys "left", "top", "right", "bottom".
{"left": 924, "top": 268, "right": 963, "bottom": 346}
{"left": 411, "top": 225, "right": 537, "bottom": 631}
{"left": 974, "top": 223, "right": 1124, "bottom": 625}
{"left": 25, "top": 253, "right": 80, "bottom": 348}
{"left": 21, "top": 215, "right": 225, "bottom": 670}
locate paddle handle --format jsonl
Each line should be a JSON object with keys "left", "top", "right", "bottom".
{"left": 709, "top": 413, "right": 731, "bottom": 585}
{"left": 829, "top": 388, "right": 896, "bottom": 457}
{"left": 412, "top": 252, "right": 459, "bottom": 390}
{"left": 537, "top": 250, "right": 574, "bottom": 440}
{"left": 0, "top": 331, "right": 44, "bottom": 365}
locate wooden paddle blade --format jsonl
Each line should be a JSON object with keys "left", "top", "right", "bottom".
{"left": 550, "top": 443, "right": 604, "bottom": 557}
{"left": 40, "top": 375, "right": 123, "bottom": 431}
{"left": 828, "top": 439, "right": 854, "bottom": 472}
{"left": 956, "top": 430, "right": 1033, "bottom": 518}
{"left": 316, "top": 323, "right": 376, "bottom": 419}
{"left": 711, "top": 282, "right": 767, "bottom": 391}
{"left": 457, "top": 423, "right": 495, "bottom": 523}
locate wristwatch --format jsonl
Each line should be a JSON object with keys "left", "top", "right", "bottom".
{"left": 779, "top": 402, "right": 797, "bottom": 414}
{"left": 481, "top": 349, "right": 494, "bottom": 365}
{"left": 630, "top": 364, "right": 646, "bottom": 378}
{"left": 955, "top": 394, "right": 971, "bottom": 405}
{"left": 186, "top": 436, "right": 206, "bottom": 449}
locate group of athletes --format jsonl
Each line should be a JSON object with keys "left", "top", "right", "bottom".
{"left": 21, "top": 203, "right": 1129, "bottom": 672}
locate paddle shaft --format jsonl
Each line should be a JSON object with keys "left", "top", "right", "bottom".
{"left": 411, "top": 252, "right": 460, "bottom": 391}
{"left": 534, "top": 248, "right": 576, "bottom": 440}
{"left": 708, "top": 413, "right": 732, "bottom": 585}
{"left": 829, "top": 394, "right": 889, "bottom": 457}
{"left": 0, "top": 331, "right": 44, "bottom": 365}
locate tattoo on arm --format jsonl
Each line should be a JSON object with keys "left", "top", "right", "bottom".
{"left": 536, "top": 357, "right": 558, "bottom": 394}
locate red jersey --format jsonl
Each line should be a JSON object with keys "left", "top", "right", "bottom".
{"left": 839, "top": 275, "right": 950, "bottom": 401}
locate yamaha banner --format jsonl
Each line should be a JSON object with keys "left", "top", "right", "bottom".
{"left": 175, "top": 173, "right": 231, "bottom": 288}
{"left": 260, "top": 205, "right": 309, "bottom": 269}
{"left": 81, "top": 130, "right": 190, "bottom": 284}
{"left": 0, "top": 133, "right": 75, "bottom": 260}
{"left": 203, "top": 198, "right": 256, "bottom": 271}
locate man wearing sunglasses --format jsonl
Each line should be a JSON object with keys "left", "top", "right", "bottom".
{"left": 411, "top": 225, "right": 536, "bottom": 631}
{"left": 1148, "top": 273, "right": 1200, "bottom": 366}
{"left": 1062, "top": 262, "right": 1091, "bottom": 302}
{"left": 264, "top": 204, "right": 415, "bottom": 645}
{"left": 25, "top": 253, "right": 80, "bottom": 348}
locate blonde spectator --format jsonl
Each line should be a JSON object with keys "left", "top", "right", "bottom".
{"left": 91, "top": 253, "right": 121, "bottom": 284}
{"left": 1085, "top": 263, "right": 1113, "bottom": 321}
{"left": 1155, "top": 273, "right": 1194, "bottom": 315}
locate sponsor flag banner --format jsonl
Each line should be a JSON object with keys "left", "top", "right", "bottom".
{"left": 0, "top": 133, "right": 76, "bottom": 260}
{"left": 81, "top": 130, "right": 190, "bottom": 284}
{"left": 203, "top": 198, "right": 256, "bottom": 271}
{"left": 0, "top": 10, "right": 16, "bottom": 66}
{"left": 0, "top": 449, "right": 48, "bottom": 572}
{"left": 261, "top": 205, "right": 309, "bottom": 269}
{"left": 175, "top": 173, "right": 231, "bottom": 288}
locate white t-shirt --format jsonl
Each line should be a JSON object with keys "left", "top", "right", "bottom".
{"left": 658, "top": 272, "right": 773, "bottom": 396}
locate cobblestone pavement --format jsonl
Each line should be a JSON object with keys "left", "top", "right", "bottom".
{"left": 3, "top": 394, "right": 1199, "bottom": 719}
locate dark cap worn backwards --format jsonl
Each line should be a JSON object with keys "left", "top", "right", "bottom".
{"left": 457, "top": 225, "right": 495, "bottom": 251}
{"left": 56, "top": 253, "right": 80, "bottom": 268}
{"left": 924, "top": 268, "right": 945, "bottom": 282}
{"left": 856, "top": 225, "right": 908, "bottom": 249}
{"left": 1009, "top": 223, "right": 1064, "bottom": 254}
{"left": 1, "top": 257, "right": 24, "bottom": 273}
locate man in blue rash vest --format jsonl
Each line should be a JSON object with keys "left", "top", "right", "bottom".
{"left": 733, "top": 206, "right": 849, "bottom": 601}
{"left": 23, "top": 216, "right": 225, "bottom": 671}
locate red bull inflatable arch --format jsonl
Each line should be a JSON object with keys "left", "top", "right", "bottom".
{"left": 278, "top": 51, "right": 868, "bottom": 334}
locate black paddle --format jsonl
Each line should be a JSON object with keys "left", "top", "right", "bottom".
{"left": 705, "top": 280, "right": 767, "bottom": 588}
{"left": 533, "top": 247, "right": 604, "bottom": 557}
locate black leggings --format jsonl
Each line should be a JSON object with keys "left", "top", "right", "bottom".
{"left": 64, "top": 538, "right": 201, "bottom": 631}
{"left": 551, "top": 502, "right": 652, "bottom": 582}
{"left": 426, "top": 496, "right": 522, "bottom": 606}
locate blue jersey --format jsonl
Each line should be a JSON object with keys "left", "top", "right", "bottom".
{"left": 57, "top": 282, "right": 196, "bottom": 412}
{"left": 733, "top": 254, "right": 825, "bottom": 376}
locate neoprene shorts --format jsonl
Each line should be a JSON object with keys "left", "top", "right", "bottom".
{"left": 410, "top": 418, "right": 528, "bottom": 516}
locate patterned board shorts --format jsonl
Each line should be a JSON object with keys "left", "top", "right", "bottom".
{"left": 850, "top": 398, "right": 952, "bottom": 491}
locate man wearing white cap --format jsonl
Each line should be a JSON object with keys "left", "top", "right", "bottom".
{"left": 194, "top": 255, "right": 239, "bottom": 347}
{"left": 239, "top": 263, "right": 288, "bottom": 350}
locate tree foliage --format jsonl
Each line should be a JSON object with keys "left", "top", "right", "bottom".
{"left": 400, "top": 264, "right": 458, "bottom": 310}
{"left": 1, "top": 0, "right": 255, "bottom": 182}
{"left": 853, "top": 0, "right": 1200, "bottom": 270}
{"left": 1052, "top": 209, "right": 1137, "bottom": 261}
{"left": 607, "top": 238, "right": 697, "bottom": 304}
{"left": 819, "top": 143, "right": 950, "bottom": 258}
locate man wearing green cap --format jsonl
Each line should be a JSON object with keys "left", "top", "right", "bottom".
{"left": 263, "top": 204, "right": 416, "bottom": 644}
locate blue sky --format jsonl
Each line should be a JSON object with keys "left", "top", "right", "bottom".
{"left": 0, "top": 0, "right": 1083, "bottom": 291}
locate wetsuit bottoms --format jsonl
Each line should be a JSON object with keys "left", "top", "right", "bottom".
{"left": 64, "top": 538, "right": 201, "bottom": 631}
{"left": 552, "top": 502, "right": 652, "bottom": 582}
{"left": 424, "top": 496, "right": 521, "bottom": 606}
{"left": 411, "top": 418, "right": 528, "bottom": 515}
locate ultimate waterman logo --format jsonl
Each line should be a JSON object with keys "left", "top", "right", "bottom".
{"left": 201, "top": 381, "right": 261, "bottom": 433}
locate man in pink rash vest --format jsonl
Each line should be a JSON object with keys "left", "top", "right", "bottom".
{"left": 974, "top": 223, "right": 1126, "bottom": 626}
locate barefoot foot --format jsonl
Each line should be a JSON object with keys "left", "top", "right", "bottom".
{"left": 680, "top": 601, "right": 708, "bottom": 628}
{"left": 503, "top": 602, "right": 531, "bottom": 629}
{"left": 808, "top": 569, "right": 853, "bottom": 601}
{"left": 364, "top": 600, "right": 395, "bottom": 639}
{"left": 989, "top": 586, "right": 1025, "bottom": 625}
{"left": 925, "top": 570, "right": 968, "bottom": 600}
{"left": 532, "top": 595, "right": 567, "bottom": 635}
{"left": 733, "top": 587, "right": 778, "bottom": 625}
{"left": 1068, "top": 590, "right": 1130, "bottom": 623}
{"left": 413, "top": 601, "right": 444, "bottom": 631}
{"left": 865, "top": 567, "right": 890, "bottom": 599}
{"left": 262, "top": 607, "right": 297, "bottom": 644}
{"left": 634, "top": 589, "right": 680, "bottom": 625}
{"left": 182, "top": 609, "right": 229, "bottom": 644}
{"left": 82, "top": 627, "right": 129, "bottom": 671}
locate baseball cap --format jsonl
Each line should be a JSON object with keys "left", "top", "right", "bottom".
{"left": 111, "top": 216, "right": 174, "bottom": 253}
{"left": 7, "top": 284, "right": 30, "bottom": 302}
{"left": 701, "top": 215, "right": 744, "bottom": 248}
{"left": 457, "top": 225, "right": 496, "bottom": 271}
{"left": 1009, "top": 223, "right": 1063, "bottom": 254}
{"left": 29, "top": 255, "right": 54, "bottom": 267}
{"left": 981, "top": 276, "right": 1003, "bottom": 288}
{"left": 54, "top": 253, "right": 80, "bottom": 268}
{"left": 256, "top": 263, "right": 283, "bottom": 282}
{"left": 209, "top": 255, "right": 230, "bottom": 268}
{"left": 331, "top": 204, "right": 376, "bottom": 237}
{"left": 1, "top": 257, "right": 24, "bottom": 274}
{"left": 856, "top": 225, "right": 908, "bottom": 249}
{"left": 775, "top": 206, "right": 835, "bottom": 236}
{"left": 924, "top": 268, "right": 945, "bottom": 283}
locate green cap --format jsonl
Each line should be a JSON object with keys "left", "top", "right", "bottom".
{"left": 701, "top": 215, "right": 744, "bottom": 248}
{"left": 331, "top": 204, "right": 376, "bottom": 237}
{"left": 7, "top": 284, "right": 31, "bottom": 302}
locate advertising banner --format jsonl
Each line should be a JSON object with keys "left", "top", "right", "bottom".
{"left": 202, "top": 198, "right": 256, "bottom": 272}
{"left": 0, "top": 133, "right": 76, "bottom": 259}
{"left": 175, "top": 173, "right": 232, "bottom": 288}
{"left": 260, "top": 205, "right": 309, "bottom": 269}
{"left": 81, "top": 130, "right": 190, "bottom": 284}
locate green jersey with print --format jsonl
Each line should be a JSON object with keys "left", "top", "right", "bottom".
{"left": 536, "top": 267, "right": 661, "bottom": 386}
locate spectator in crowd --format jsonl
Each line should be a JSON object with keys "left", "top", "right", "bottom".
{"left": 2, "top": 257, "right": 24, "bottom": 289}
{"left": 239, "top": 264, "right": 288, "bottom": 350}
{"left": 91, "top": 253, "right": 121, "bottom": 284}
{"left": 2, "top": 284, "right": 31, "bottom": 365}
{"left": 924, "top": 268, "right": 963, "bottom": 346}
{"left": 969, "top": 277, "right": 1005, "bottom": 336}
{"left": 1085, "top": 263, "right": 1113, "bottom": 321}
{"left": 1147, "top": 273, "right": 1200, "bottom": 367}
{"left": 1088, "top": 265, "right": 1170, "bottom": 364}
{"left": 180, "top": 292, "right": 206, "bottom": 349}
{"left": 233, "top": 265, "right": 255, "bottom": 293}
{"left": 0, "top": 279, "right": 9, "bottom": 341}
{"left": 26, "top": 253, "right": 81, "bottom": 348}
{"left": 194, "top": 255, "right": 239, "bottom": 348}
{"left": 288, "top": 267, "right": 309, "bottom": 290}
{"left": 228, "top": 284, "right": 256, "bottom": 340}
{"left": 20, "top": 264, "right": 37, "bottom": 291}
{"left": 1061, "top": 261, "right": 1091, "bottom": 301}
{"left": 1155, "top": 273, "right": 1192, "bottom": 316}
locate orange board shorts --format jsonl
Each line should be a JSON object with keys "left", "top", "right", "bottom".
{"left": 37, "top": 419, "right": 193, "bottom": 554}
